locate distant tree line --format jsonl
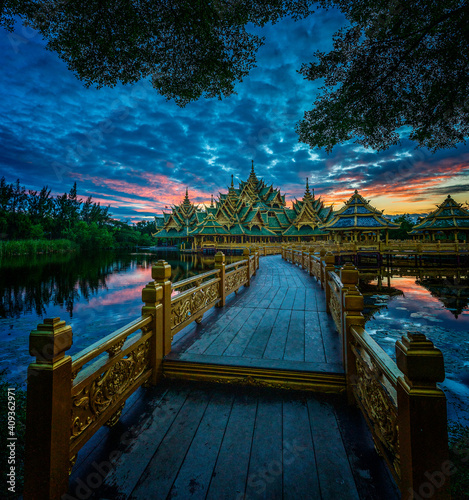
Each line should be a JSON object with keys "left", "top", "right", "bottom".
{"left": 0, "top": 177, "right": 155, "bottom": 251}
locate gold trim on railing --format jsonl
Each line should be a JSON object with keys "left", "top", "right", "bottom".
{"left": 171, "top": 277, "right": 220, "bottom": 334}
{"left": 225, "top": 265, "right": 249, "bottom": 295}
{"left": 71, "top": 315, "right": 152, "bottom": 378}
{"left": 172, "top": 269, "right": 220, "bottom": 292}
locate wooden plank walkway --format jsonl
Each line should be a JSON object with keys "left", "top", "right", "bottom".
{"left": 168, "top": 255, "right": 343, "bottom": 373}
{"left": 68, "top": 381, "right": 399, "bottom": 499}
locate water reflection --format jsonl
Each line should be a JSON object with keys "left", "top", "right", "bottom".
{"left": 360, "top": 267, "right": 469, "bottom": 424}
{"left": 0, "top": 251, "right": 242, "bottom": 320}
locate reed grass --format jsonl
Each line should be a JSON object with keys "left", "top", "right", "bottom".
{"left": 0, "top": 239, "right": 78, "bottom": 257}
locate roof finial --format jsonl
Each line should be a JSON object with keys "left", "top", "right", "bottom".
{"left": 184, "top": 187, "right": 190, "bottom": 203}
{"left": 210, "top": 193, "right": 214, "bottom": 207}
{"left": 231, "top": 174, "right": 234, "bottom": 188}
{"left": 303, "top": 177, "right": 313, "bottom": 203}
{"left": 251, "top": 159, "right": 255, "bottom": 173}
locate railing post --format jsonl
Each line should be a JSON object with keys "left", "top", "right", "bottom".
{"left": 214, "top": 251, "right": 226, "bottom": 307}
{"left": 323, "top": 252, "right": 335, "bottom": 311}
{"left": 24, "top": 317, "right": 73, "bottom": 500}
{"left": 256, "top": 250, "right": 260, "bottom": 270}
{"left": 142, "top": 278, "right": 164, "bottom": 384}
{"left": 243, "top": 248, "right": 251, "bottom": 287}
{"left": 342, "top": 287, "right": 365, "bottom": 403}
{"left": 152, "top": 260, "right": 172, "bottom": 355}
{"left": 395, "top": 333, "right": 450, "bottom": 499}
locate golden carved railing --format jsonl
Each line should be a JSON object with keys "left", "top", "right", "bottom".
{"left": 327, "top": 271, "right": 343, "bottom": 335}
{"left": 282, "top": 249, "right": 451, "bottom": 498}
{"left": 171, "top": 270, "right": 221, "bottom": 335}
{"left": 23, "top": 248, "right": 261, "bottom": 500}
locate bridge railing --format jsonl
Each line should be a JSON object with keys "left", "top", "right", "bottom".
{"left": 23, "top": 248, "right": 261, "bottom": 500}
{"left": 282, "top": 247, "right": 450, "bottom": 498}
{"left": 288, "top": 240, "right": 468, "bottom": 256}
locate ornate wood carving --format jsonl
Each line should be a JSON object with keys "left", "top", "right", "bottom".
{"left": 225, "top": 267, "right": 248, "bottom": 294}
{"left": 354, "top": 355, "right": 400, "bottom": 478}
{"left": 171, "top": 281, "right": 219, "bottom": 330}
{"left": 329, "top": 288, "right": 342, "bottom": 335}
{"left": 70, "top": 340, "right": 150, "bottom": 444}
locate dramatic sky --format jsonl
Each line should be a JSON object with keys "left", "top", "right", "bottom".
{"left": 1, "top": 7, "right": 469, "bottom": 222}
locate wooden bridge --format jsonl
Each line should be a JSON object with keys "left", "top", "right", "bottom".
{"left": 23, "top": 249, "right": 451, "bottom": 499}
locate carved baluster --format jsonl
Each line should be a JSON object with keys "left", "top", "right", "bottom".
{"left": 24, "top": 317, "right": 73, "bottom": 500}
{"left": 153, "top": 260, "right": 172, "bottom": 355}
{"left": 243, "top": 248, "right": 251, "bottom": 286}
{"left": 142, "top": 276, "right": 164, "bottom": 384}
{"left": 396, "top": 333, "right": 450, "bottom": 499}
{"left": 215, "top": 251, "right": 226, "bottom": 307}
{"left": 323, "top": 252, "right": 335, "bottom": 311}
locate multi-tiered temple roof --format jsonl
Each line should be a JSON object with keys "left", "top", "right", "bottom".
{"left": 410, "top": 195, "right": 469, "bottom": 234}
{"left": 155, "top": 163, "right": 334, "bottom": 240}
{"left": 324, "top": 190, "right": 398, "bottom": 233}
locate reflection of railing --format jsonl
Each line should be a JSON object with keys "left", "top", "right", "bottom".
{"left": 23, "top": 248, "right": 261, "bottom": 499}
{"left": 282, "top": 246, "right": 451, "bottom": 497}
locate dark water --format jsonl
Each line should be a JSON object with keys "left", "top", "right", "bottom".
{"left": 0, "top": 250, "right": 242, "bottom": 384}
{"left": 358, "top": 269, "right": 469, "bottom": 424}
{"left": 1, "top": 252, "right": 468, "bottom": 423}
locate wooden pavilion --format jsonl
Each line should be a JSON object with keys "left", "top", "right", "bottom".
{"left": 409, "top": 194, "right": 469, "bottom": 241}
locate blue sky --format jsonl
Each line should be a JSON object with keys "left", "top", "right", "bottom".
{"left": 1, "top": 7, "right": 469, "bottom": 221}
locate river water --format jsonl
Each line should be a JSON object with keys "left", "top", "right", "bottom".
{"left": 1, "top": 251, "right": 467, "bottom": 424}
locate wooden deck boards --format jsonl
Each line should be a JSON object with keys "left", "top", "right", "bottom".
{"left": 69, "top": 381, "right": 399, "bottom": 499}
{"left": 170, "top": 255, "right": 342, "bottom": 371}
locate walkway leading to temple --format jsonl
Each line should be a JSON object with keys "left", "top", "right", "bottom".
{"left": 167, "top": 255, "right": 343, "bottom": 376}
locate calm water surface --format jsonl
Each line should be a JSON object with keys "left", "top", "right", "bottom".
{"left": 1, "top": 252, "right": 468, "bottom": 423}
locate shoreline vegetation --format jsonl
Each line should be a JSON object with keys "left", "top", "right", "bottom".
{"left": 0, "top": 177, "right": 156, "bottom": 257}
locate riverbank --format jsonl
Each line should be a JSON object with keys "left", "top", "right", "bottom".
{"left": 0, "top": 239, "right": 78, "bottom": 257}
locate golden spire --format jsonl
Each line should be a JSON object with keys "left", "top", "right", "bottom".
{"left": 210, "top": 194, "right": 214, "bottom": 208}
{"left": 303, "top": 177, "right": 313, "bottom": 204}
{"left": 183, "top": 187, "right": 190, "bottom": 204}
{"left": 248, "top": 160, "right": 259, "bottom": 186}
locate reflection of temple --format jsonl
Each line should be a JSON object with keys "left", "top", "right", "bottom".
{"left": 416, "top": 275, "right": 469, "bottom": 318}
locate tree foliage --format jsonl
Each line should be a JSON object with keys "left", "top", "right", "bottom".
{"left": 1, "top": 0, "right": 313, "bottom": 106}
{"left": 297, "top": 0, "right": 469, "bottom": 152}
{"left": 0, "top": 177, "right": 153, "bottom": 249}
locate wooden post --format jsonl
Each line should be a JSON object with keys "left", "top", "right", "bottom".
{"left": 142, "top": 280, "right": 164, "bottom": 385}
{"left": 152, "top": 260, "right": 172, "bottom": 355}
{"left": 323, "top": 252, "right": 335, "bottom": 311}
{"left": 24, "top": 317, "right": 73, "bottom": 500}
{"left": 256, "top": 250, "right": 260, "bottom": 270}
{"left": 396, "top": 333, "right": 450, "bottom": 499}
{"left": 214, "top": 251, "right": 226, "bottom": 307}
{"left": 342, "top": 287, "right": 365, "bottom": 403}
{"left": 243, "top": 248, "right": 251, "bottom": 287}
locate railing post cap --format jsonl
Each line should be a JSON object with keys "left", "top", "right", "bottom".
{"left": 214, "top": 251, "right": 225, "bottom": 263}
{"left": 243, "top": 248, "right": 250, "bottom": 256}
{"left": 152, "top": 260, "right": 171, "bottom": 281}
{"left": 324, "top": 252, "right": 335, "bottom": 264}
{"left": 396, "top": 332, "right": 445, "bottom": 384}
{"left": 142, "top": 281, "right": 163, "bottom": 303}
{"left": 340, "top": 263, "right": 359, "bottom": 284}
{"left": 30, "top": 317, "right": 72, "bottom": 364}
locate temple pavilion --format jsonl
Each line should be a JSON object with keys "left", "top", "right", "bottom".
{"left": 154, "top": 163, "right": 334, "bottom": 248}
{"left": 323, "top": 190, "right": 399, "bottom": 243}
{"left": 409, "top": 195, "right": 469, "bottom": 241}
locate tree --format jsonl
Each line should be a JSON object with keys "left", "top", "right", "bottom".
{"left": 297, "top": 0, "right": 469, "bottom": 152}
{"left": 389, "top": 213, "right": 414, "bottom": 240}
{"left": 1, "top": 1, "right": 313, "bottom": 106}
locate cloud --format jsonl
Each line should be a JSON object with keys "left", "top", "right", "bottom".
{"left": 0, "top": 9, "right": 468, "bottom": 221}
